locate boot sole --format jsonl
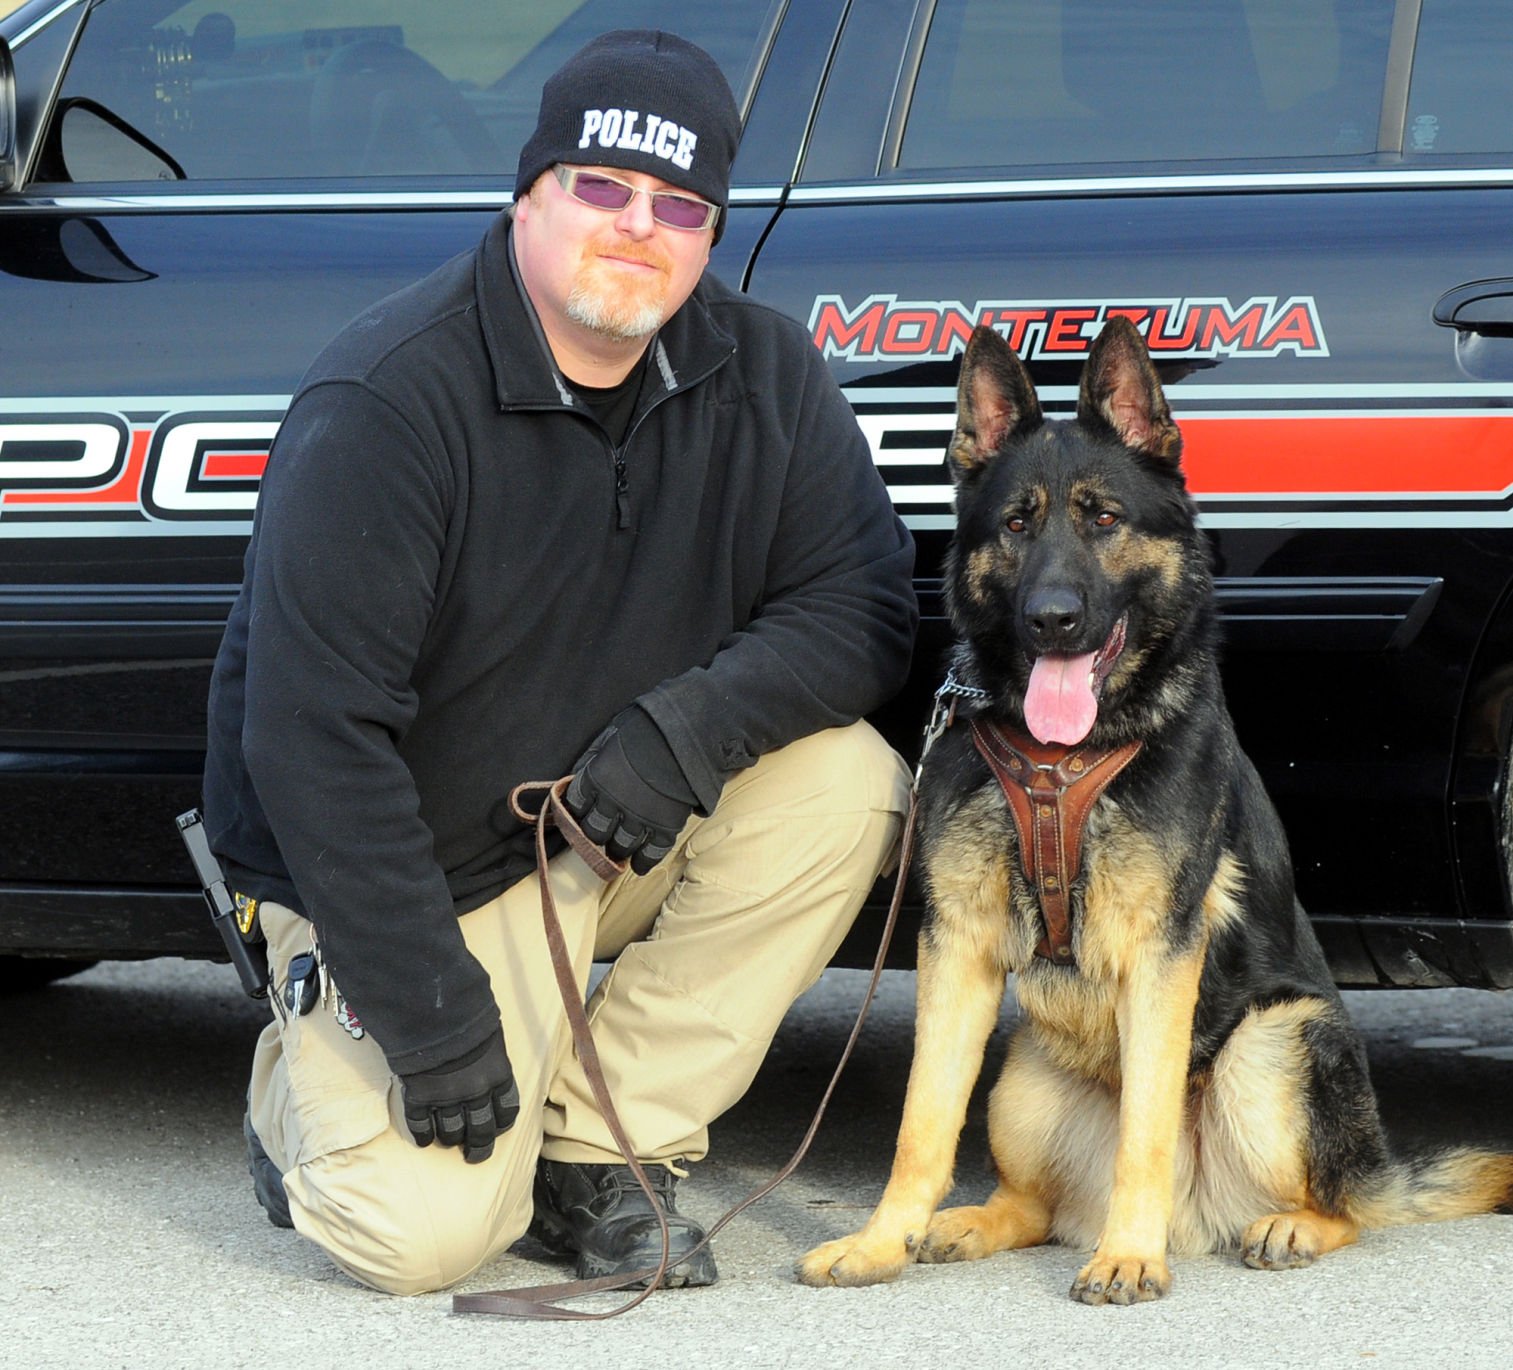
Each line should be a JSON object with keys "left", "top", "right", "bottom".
{"left": 577, "top": 1244, "right": 718, "bottom": 1289}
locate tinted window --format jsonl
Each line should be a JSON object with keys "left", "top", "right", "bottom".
{"left": 1405, "top": 1, "right": 1513, "bottom": 157}
{"left": 899, "top": 0, "right": 1395, "bottom": 172}
{"left": 47, "top": 0, "right": 777, "bottom": 182}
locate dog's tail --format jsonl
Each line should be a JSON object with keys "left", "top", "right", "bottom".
{"left": 1350, "top": 1148, "right": 1513, "bottom": 1229}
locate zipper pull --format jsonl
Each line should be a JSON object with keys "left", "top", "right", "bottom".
{"left": 614, "top": 455, "right": 631, "bottom": 529}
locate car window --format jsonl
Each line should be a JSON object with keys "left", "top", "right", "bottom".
{"left": 898, "top": 0, "right": 1398, "bottom": 171}
{"left": 1404, "top": 0, "right": 1513, "bottom": 157}
{"left": 44, "top": 0, "right": 779, "bottom": 183}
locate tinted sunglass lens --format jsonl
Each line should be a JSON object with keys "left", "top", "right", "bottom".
{"left": 571, "top": 174, "right": 634, "bottom": 210}
{"left": 652, "top": 195, "right": 714, "bottom": 229}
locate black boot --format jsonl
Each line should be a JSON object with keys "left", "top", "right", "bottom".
{"left": 530, "top": 1158, "right": 718, "bottom": 1287}
{"left": 243, "top": 1113, "right": 294, "bottom": 1230}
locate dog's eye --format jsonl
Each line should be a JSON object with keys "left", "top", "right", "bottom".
{"left": 1005, "top": 514, "right": 1027, "bottom": 535}
{"left": 1095, "top": 510, "right": 1121, "bottom": 528}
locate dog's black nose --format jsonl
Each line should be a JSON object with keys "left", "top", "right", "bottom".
{"left": 1024, "top": 588, "right": 1083, "bottom": 645}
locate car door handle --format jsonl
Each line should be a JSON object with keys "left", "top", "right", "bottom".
{"left": 1433, "top": 279, "right": 1513, "bottom": 336}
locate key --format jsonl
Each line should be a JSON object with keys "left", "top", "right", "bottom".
{"left": 283, "top": 952, "right": 319, "bottom": 1017}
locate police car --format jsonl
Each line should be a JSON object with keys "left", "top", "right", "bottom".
{"left": 3, "top": 0, "right": 1513, "bottom": 992}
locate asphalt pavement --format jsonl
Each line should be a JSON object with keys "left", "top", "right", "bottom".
{"left": 4, "top": 956, "right": 1512, "bottom": 1369}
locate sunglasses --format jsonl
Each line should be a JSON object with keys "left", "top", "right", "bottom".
{"left": 553, "top": 165, "right": 719, "bottom": 232}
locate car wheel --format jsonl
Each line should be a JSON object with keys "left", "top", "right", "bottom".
{"left": 0, "top": 955, "right": 99, "bottom": 993}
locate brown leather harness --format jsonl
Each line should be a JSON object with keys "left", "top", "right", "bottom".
{"left": 968, "top": 719, "right": 1142, "bottom": 965}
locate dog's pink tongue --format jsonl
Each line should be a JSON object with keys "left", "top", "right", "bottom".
{"left": 1024, "top": 652, "right": 1099, "bottom": 745}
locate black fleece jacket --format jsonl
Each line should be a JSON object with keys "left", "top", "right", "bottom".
{"left": 203, "top": 215, "right": 917, "bottom": 1074}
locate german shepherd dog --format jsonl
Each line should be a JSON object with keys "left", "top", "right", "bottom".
{"left": 797, "top": 318, "right": 1513, "bottom": 1304}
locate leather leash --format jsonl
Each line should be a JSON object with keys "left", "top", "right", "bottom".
{"left": 452, "top": 773, "right": 919, "bottom": 1320}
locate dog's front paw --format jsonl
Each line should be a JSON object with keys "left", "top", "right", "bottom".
{"left": 918, "top": 1206, "right": 994, "bottom": 1264}
{"left": 1070, "top": 1251, "right": 1171, "bottom": 1305}
{"left": 795, "top": 1230, "right": 916, "bottom": 1287}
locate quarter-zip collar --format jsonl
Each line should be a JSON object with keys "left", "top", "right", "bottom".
{"left": 476, "top": 214, "right": 737, "bottom": 420}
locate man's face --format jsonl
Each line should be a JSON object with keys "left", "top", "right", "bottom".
{"left": 513, "top": 163, "right": 714, "bottom": 351}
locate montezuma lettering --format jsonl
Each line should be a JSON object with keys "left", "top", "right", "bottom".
{"left": 809, "top": 295, "right": 1328, "bottom": 362}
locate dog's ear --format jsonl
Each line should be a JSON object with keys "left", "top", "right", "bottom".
{"left": 948, "top": 325, "right": 1042, "bottom": 479}
{"left": 1078, "top": 316, "right": 1183, "bottom": 465}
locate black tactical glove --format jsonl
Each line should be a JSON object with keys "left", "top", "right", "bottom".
{"left": 565, "top": 707, "right": 698, "bottom": 876}
{"left": 399, "top": 1032, "right": 519, "bottom": 1164}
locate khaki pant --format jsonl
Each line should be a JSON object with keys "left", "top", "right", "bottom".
{"left": 247, "top": 720, "right": 910, "bottom": 1294}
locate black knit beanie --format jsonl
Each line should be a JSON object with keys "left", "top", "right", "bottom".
{"left": 514, "top": 30, "right": 740, "bottom": 236}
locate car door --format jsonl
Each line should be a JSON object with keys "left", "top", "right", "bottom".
{"left": 0, "top": 0, "right": 802, "bottom": 955}
{"left": 745, "top": 0, "right": 1513, "bottom": 984}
